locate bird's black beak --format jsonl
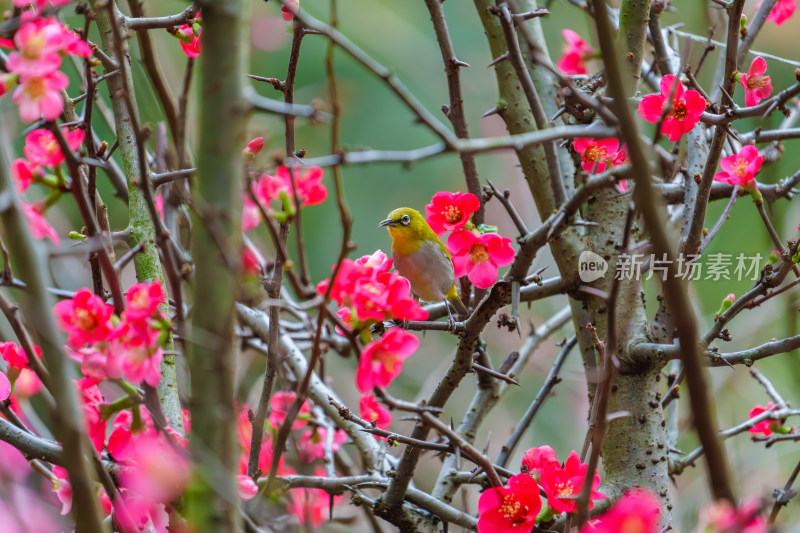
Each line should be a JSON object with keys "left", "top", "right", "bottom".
{"left": 378, "top": 218, "right": 395, "bottom": 228}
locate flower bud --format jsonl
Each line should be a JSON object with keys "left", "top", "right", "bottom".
{"left": 243, "top": 137, "right": 264, "bottom": 159}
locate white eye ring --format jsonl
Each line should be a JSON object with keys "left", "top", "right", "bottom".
{"left": 401, "top": 214, "right": 411, "bottom": 225}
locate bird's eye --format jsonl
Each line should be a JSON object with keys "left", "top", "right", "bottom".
{"left": 401, "top": 214, "right": 411, "bottom": 225}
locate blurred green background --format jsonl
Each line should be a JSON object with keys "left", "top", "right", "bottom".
{"left": 3, "top": 0, "right": 800, "bottom": 530}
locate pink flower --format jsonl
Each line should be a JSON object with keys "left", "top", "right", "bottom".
{"left": 24, "top": 127, "right": 84, "bottom": 167}
{"left": 477, "top": 473, "right": 542, "bottom": 533}
{"left": 287, "top": 469, "right": 342, "bottom": 528}
{"left": 11, "top": 158, "right": 35, "bottom": 192}
{"left": 118, "top": 432, "right": 190, "bottom": 506}
{"left": 108, "top": 319, "right": 163, "bottom": 387}
{"left": 242, "top": 243, "right": 264, "bottom": 278}
{"left": 354, "top": 250, "right": 393, "bottom": 276}
{"left": 360, "top": 393, "right": 391, "bottom": 430}
{"left": 447, "top": 230, "right": 515, "bottom": 289}
{"left": 1, "top": 342, "right": 43, "bottom": 396}
{"left": 66, "top": 345, "right": 118, "bottom": 381}
{"left": 0, "top": 341, "right": 41, "bottom": 370}
{"left": 75, "top": 377, "right": 107, "bottom": 453}
{"left": 573, "top": 138, "right": 620, "bottom": 174}
{"left": 297, "top": 426, "right": 348, "bottom": 462}
{"left": 317, "top": 258, "right": 427, "bottom": 324}
{"left": 268, "top": 390, "right": 311, "bottom": 430}
{"left": 53, "top": 288, "right": 114, "bottom": 348}
{"left": 713, "top": 145, "right": 764, "bottom": 188}
{"left": 749, "top": 402, "right": 778, "bottom": 436}
{"left": 281, "top": 0, "right": 300, "bottom": 20}
{"left": 257, "top": 165, "right": 327, "bottom": 209}
{"left": 740, "top": 57, "right": 773, "bottom": 107}
{"left": 638, "top": 75, "right": 707, "bottom": 142}
{"left": 424, "top": 191, "right": 481, "bottom": 235}
{"left": 758, "top": 0, "right": 797, "bottom": 25}
{"left": 0, "top": 372, "right": 10, "bottom": 402}
{"left": 696, "top": 498, "right": 768, "bottom": 533}
{"left": 243, "top": 137, "right": 264, "bottom": 158}
{"left": 540, "top": 451, "right": 606, "bottom": 514}
{"left": 521, "top": 445, "right": 559, "bottom": 480}
{"left": 13, "top": 70, "right": 69, "bottom": 122}
{"left": 176, "top": 23, "right": 202, "bottom": 58}
{"left": 107, "top": 409, "right": 155, "bottom": 461}
{"left": 238, "top": 475, "right": 258, "bottom": 501}
{"left": 356, "top": 329, "right": 419, "bottom": 392}
{"left": 6, "top": 18, "right": 65, "bottom": 77}
{"left": 21, "top": 201, "right": 59, "bottom": 245}
{"left": 580, "top": 489, "right": 660, "bottom": 533}
{"left": 242, "top": 194, "right": 262, "bottom": 231}
{"left": 125, "top": 280, "right": 165, "bottom": 321}
{"left": 51, "top": 465, "right": 73, "bottom": 515}
{"left": 613, "top": 145, "right": 630, "bottom": 193}
{"left": 13, "top": 368, "right": 42, "bottom": 397}
{"left": 113, "top": 495, "right": 169, "bottom": 533}
{"left": 558, "top": 29, "right": 595, "bottom": 75}
{"left": 13, "top": 0, "right": 74, "bottom": 15}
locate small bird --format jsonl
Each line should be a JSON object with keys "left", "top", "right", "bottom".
{"left": 379, "top": 207, "right": 469, "bottom": 317}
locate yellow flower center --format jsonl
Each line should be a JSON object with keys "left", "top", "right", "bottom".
{"left": 668, "top": 100, "right": 687, "bottom": 120}
{"left": 471, "top": 244, "right": 489, "bottom": 264}
{"left": 747, "top": 76, "right": 766, "bottom": 90}
{"left": 732, "top": 156, "right": 748, "bottom": 179}
{"left": 444, "top": 205, "right": 463, "bottom": 224}
{"left": 499, "top": 494, "right": 526, "bottom": 522}
{"left": 584, "top": 144, "right": 607, "bottom": 162}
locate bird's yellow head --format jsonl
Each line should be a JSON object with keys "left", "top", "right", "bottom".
{"left": 378, "top": 208, "right": 438, "bottom": 242}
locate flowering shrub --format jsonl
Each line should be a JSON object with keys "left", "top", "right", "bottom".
{"left": 1, "top": 1, "right": 798, "bottom": 532}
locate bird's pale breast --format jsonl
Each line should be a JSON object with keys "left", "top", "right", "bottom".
{"left": 393, "top": 240, "right": 455, "bottom": 302}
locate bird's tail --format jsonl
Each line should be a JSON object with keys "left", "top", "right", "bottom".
{"left": 448, "top": 292, "right": 470, "bottom": 317}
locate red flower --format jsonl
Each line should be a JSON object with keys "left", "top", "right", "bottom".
{"left": 573, "top": 138, "right": 620, "bottom": 174}
{"left": 75, "top": 377, "right": 107, "bottom": 454}
{"left": 0, "top": 373, "right": 9, "bottom": 402}
{"left": 317, "top": 255, "right": 427, "bottom": 325}
{"left": 360, "top": 393, "right": 392, "bottom": 428}
{"left": 124, "top": 280, "right": 165, "bottom": 321}
{"left": 51, "top": 465, "right": 73, "bottom": 515}
{"left": 713, "top": 145, "right": 764, "bottom": 188}
{"left": 356, "top": 329, "right": 418, "bottom": 392}
{"left": 557, "top": 29, "right": 594, "bottom": 75}
{"left": 354, "top": 249, "right": 393, "bottom": 275}
{"left": 176, "top": 16, "right": 202, "bottom": 58}
{"left": 739, "top": 57, "right": 773, "bottom": 107}
{"left": 13, "top": 70, "right": 69, "bottom": 123}
{"left": 697, "top": 498, "right": 768, "bottom": 533}
{"left": 638, "top": 75, "right": 706, "bottom": 142}
{"left": 580, "top": 489, "right": 660, "bottom": 533}
{"left": 749, "top": 402, "right": 777, "bottom": 436}
{"left": 21, "top": 201, "right": 59, "bottom": 245}
{"left": 360, "top": 393, "right": 392, "bottom": 439}
{"left": 268, "top": 390, "right": 311, "bottom": 430}
{"left": 477, "top": 473, "right": 542, "bottom": 533}
{"left": 424, "top": 191, "right": 480, "bottom": 235}
{"left": 540, "top": 451, "right": 606, "bottom": 514}
{"left": 1, "top": 342, "right": 43, "bottom": 397}
{"left": 54, "top": 288, "right": 114, "bottom": 348}
{"left": 758, "top": 0, "right": 796, "bottom": 25}
{"left": 257, "top": 165, "right": 327, "bottom": 209}
{"left": 107, "top": 408, "right": 155, "bottom": 461}
{"left": 447, "top": 230, "right": 515, "bottom": 289}
{"left": 287, "top": 483, "right": 343, "bottom": 528}
{"left": 296, "top": 426, "right": 348, "bottom": 462}
{"left": 522, "top": 445, "right": 559, "bottom": 480}
{"left": 11, "top": 159, "right": 35, "bottom": 192}
{"left": 108, "top": 319, "right": 163, "bottom": 387}
{"left": 24, "top": 127, "right": 84, "bottom": 167}
{"left": 281, "top": 0, "right": 300, "bottom": 21}
{"left": 118, "top": 432, "right": 191, "bottom": 507}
